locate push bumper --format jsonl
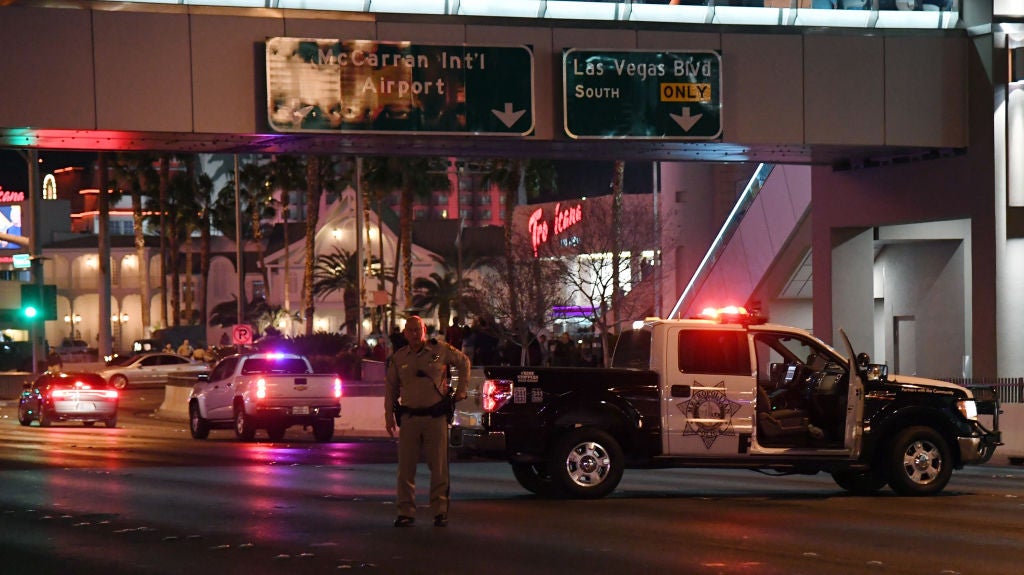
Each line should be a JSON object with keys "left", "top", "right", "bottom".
{"left": 959, "top": 425, "right": 1002, "bottom": 465}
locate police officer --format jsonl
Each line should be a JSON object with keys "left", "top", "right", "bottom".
{"left": 385, "top": 315, "right": 470, "bottom": 527}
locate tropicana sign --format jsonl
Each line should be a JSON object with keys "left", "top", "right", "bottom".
{"left": 527, "top": 201, "right": 583, "bottom": 257}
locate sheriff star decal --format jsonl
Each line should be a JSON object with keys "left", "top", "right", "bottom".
{"left": 678, "top": 381, "right": 742, "bottom": 449}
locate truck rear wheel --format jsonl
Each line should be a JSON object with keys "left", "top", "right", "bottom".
{"left": 831, "top": 467, "right": 888, "bottom": 495}
{"left": 549, "top": 428, "right": 624, "bottom": 499}
{"left": 887, "top": 426, "right": 952, "bottom": 496}
{"left": 511, "top": 463, "right": 556, "bottom": 497}
{"left": 234, "top": 406, "right": 257, "bottom": 442}
{"left": 312, "top": 419, "right": 334, "bottom": 443}
{"left": 266, "top": 425, "right": 286, "bottom": 442}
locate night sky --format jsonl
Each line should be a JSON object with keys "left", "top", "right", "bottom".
{"left": 0, "top": 150, "right": 96, "bottom": 194}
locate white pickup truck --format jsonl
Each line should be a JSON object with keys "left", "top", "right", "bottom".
{"left": 188, "top": 352, "right": 342, "bottom": 443}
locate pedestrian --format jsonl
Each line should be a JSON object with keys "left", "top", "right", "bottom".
{"left": 384, "top": 315, "right": 470, "bottom": 528}
{"left": 176, "top": 339, "right": 194, "bottom": 357}
{"left": 389, "top": 325, "right": 406, "bottom": 352}
{"left": 446, "top": 316, "right": 465, "bottom": 351}
{"left": 46, "top": 349, "right": 63, "bottom": 373}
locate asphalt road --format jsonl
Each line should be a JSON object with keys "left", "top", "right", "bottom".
{"left": 1, "top": 396, "right": 1023, "bottom": 575}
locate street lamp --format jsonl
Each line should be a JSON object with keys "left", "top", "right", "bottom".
{"left": 111, "top": 313, "right": 129, "bottom": 354}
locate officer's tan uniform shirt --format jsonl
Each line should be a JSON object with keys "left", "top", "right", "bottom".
{"left": 385, "top": 340, "right": 470, "bottom": 418}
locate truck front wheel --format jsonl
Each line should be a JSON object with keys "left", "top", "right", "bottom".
{"left": 887, "top": 426, "right": 952, "bottom": 496}
{"left": 189, "top": 401, "right": 210, "bottom": 439}
{"left": 549, "top": 428, "right": 624, "bottom": 499}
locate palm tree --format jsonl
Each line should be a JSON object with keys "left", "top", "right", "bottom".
{"left": 196, "top": 172, "right": 214, "bottom": 329}
{"left": 266, "top": 154, "right": 351, "bottom": 337}
{"left": 158, "top": 155, "right": 170, "bottom": 328}
{"left": 208, "top": 294, "right": 286, "bottom": 336}
{"left": 208, "top": 156, "right": 276, "bottom": 327}
{"left": 411, "top": 263, "right": 471, "bottom": 332}
{"left": 112, "top": 152, "right": 158, "bottom": 336}
{"left": 242, "top": 161, "right": 277, "bottom": 299}
{"left": 362, "top": 157, "right": 449, "bottom": 311}
{"left": 303, "top": 155, "right": 322, "bottom": 337}
{"left": 166, "top": 171, "right": 197, "bottom": 325}
{"left": 312, "top": 247, "right": 361, "bottom": 336}
{"left": 269, "top": 155, "right": 305, "bottom": 316}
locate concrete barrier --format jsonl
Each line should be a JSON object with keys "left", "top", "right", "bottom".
{"left": 159, "top": 384, "right": 389, "bottom": 438}
{"left": 0, "top": 372, "right": 31, "bottom": 399}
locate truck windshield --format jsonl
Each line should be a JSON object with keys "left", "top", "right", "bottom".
{"left": 241, "top": 358, "right": 312, "bottom": 375}
{"left": 611, "top": 329, "right": 652, "bottom": 369}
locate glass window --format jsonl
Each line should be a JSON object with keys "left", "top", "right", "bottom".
{"left": 211, "top": 357, "right": 237, "bottom": 381}
{"left": 611, "top": 328, "right": 652, "bottom": 369}
{"left": 677, "top": 329, "right": 750, "bottom": 375}
{"left": 752, "top": 331, "right": 842, "bottom": 387}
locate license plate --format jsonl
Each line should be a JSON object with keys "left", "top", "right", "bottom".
{"left": 74, "top": 402, "right": 96, "bottom": 412}
{"left": 292, "top": 406, "right": 309, "bottom": 415}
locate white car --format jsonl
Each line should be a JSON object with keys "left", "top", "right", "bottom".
{"left": 97, "top": 352, "right": 209, "bottom": 389}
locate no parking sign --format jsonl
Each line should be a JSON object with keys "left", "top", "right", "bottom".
{"left": 232, "top": 324, "right": 253, "bottom": 345}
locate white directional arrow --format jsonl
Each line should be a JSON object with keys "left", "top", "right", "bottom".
{"left": 491, "top": 102, "right": 526, "bottom": 128}
{"left": 670, "top": 107, "right": 703, "bottom": 132}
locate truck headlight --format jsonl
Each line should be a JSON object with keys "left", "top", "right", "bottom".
{"left": 957, "top": 399, "right": 978, "bottom": 421}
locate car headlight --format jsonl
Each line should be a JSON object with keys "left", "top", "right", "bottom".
{"left": 957, "top": 399, "right": 978, "bottom": 421}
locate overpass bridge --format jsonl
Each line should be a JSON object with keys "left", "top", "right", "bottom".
{"left": 0, "top": 0, "right": 967, "bottom": 167}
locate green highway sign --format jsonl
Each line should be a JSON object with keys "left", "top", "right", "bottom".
{"left": 563, "top": 49, "right": 722, "bottom": 140}
{"left": 267, "top": 38, "right": 534, "bottom": 136}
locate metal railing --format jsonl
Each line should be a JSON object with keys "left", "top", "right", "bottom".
{"left": 943, "top": 377, "right": 1024, "bottom": 405}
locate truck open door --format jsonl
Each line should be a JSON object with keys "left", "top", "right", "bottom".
{"left": 839, "top": 329, "right": 866, "bottom": 460}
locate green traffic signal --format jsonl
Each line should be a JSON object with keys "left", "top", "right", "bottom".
{"left": 23, "top": 305, "right": 39, "bottom": 319}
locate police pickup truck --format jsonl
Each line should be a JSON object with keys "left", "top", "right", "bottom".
{"left": 188, "top": 352, "right": 342, "bottom": 443}
{"left": 462, "top": 308, "right": 1000, "bottom": 498}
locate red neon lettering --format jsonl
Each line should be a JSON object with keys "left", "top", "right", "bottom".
{"left": 553, "top": 202, "right": 582, "bottom": 235}
{"left": 0, "top": 186, "right": 26, "bottom": 203}
{"left": 528, "top": 208, "right": 548, "bottom": 257}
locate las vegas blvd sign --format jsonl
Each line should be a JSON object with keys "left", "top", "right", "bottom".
{"left": 563, "top": 49, "right": 722, "bottom": 140}
{"left": 266, "top": 38, "right": 534, "bottom": 136}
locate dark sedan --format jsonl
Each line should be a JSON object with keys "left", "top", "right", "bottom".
{"left": 18, "top": 372, "right": 119, "bottom": 428}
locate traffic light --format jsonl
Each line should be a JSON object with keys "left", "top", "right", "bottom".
{"left": 20, "top": 284, "right": 57, "bottom": 322}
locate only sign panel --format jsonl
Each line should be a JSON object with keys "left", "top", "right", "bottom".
{"left": 563, "top": 49, "right": 722, "bottom": 140}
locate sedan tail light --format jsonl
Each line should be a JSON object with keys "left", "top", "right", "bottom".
{"left": 482, "top": 379, "right": 513, "bottom": 413}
